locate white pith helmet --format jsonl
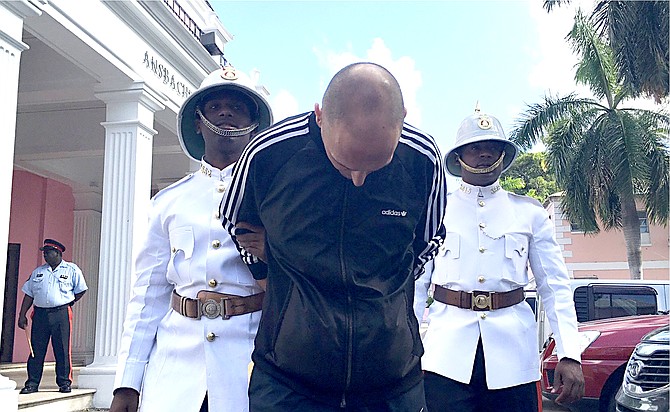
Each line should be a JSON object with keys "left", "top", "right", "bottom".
{"left": 445, "top": 106, "right": 519, "bottom": 177}
{"left": 177, "top": 65, "right": 273, "bottom": 162}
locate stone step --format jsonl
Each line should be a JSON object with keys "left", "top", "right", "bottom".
{"left": 1, "top": 362, "right": 101, "bottom": 411}
{"left": 17, "top": 388, "right": 96, "bottom": 412}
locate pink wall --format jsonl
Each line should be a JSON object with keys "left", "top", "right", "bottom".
{"left": 8, "top": 170, "right": 75, "bottom": 362}
{"left": 547, "top": 195, "right": 670, "bottom": 281}
{"left": 566, "top": 226, "right": 669, "bottom": 280}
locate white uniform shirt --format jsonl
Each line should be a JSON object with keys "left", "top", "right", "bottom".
{"left": 22, "top": 260, "right": 87, "bottom": 308}
{"left": 114, "top": 159, "right": 262, "bottom": 412}
{"left": 415, "top": 181, "right": 581, "bottom": 389}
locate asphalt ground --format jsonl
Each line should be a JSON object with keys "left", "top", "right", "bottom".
{"left": 542, "top": 395, "right": 574, "bottom": 411}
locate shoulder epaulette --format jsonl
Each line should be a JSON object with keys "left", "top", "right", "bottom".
{"left": 152, "top": 173, "right": 195, "bottom": 200}
{"left": 509, "top": 192, "right": 543, "bottom": 208}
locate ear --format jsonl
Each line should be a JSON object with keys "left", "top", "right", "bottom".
{"left": 194, "top": 118, "right": 202, "bottom": 134}
{"left": 403, "top": 106, "right": 407, "bottom": 119}
{"left": 314, "top": 103, "right": 323, "bottom": 127}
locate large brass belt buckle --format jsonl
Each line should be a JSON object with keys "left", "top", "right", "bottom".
{"left": 472, "top": 292, "right": 492, "bottom": 310}
{"left": 198, "top": 298, "right": 227, "bottom": 319}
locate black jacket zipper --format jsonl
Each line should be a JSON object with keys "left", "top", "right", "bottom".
{"left": 339, "top": 184, "right": 352, "bottom": 409}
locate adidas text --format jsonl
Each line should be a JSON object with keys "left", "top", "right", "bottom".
{"left": 381, "top": 209, "right": 407, "bottom": 217}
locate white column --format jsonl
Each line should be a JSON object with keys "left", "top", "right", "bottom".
{"left": 0, "top": 2, "right": 41, "bottom": 410}
{"left": 71, "top": 191, "right": 103, "bottom": 366}
{"left": 78, "top": 83, "right": 164, "bottom": 408}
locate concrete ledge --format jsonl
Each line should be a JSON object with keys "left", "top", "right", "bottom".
{"left": 18, "top": 388, "right": 95, "bottom": 412}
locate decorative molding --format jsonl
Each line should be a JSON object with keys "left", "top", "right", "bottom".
{"left": 94, "top": 81, "right": 166, "bottom": 113}
{"left": 568, "top": 260, "right": 669, "bottom": 270}
{"left": 0, "top": 31, "right": 29, "bottom": 54}
{"left": 28, "top": 1, "right": 139, "bottom": 82}
{"left": 104, "top": 0, "right": 218, "bottom": 85}
{"left": 1, "top": 0, "right": 42, "bottom": 20}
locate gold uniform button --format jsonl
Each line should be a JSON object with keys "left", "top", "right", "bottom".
{"left": 216, "top": 183, "right": 227, "bottom": 193}
{"left": 206, "top": 332, "right": 216, "bottom": 342}
{"left": 171, "top": 247, "right": 176, "bottom": 253}
{"left": 208, "top": 279, "right": 217, "bottom": 287}
{"left": 212, "top": 240, "right": 221, "bottom": 249}
{"left": 478, "top": 276, "right": 485, "bottom": 283}
{"left": 478, "top": 200, "right": 485, "bottom": 207}
{"left": 478, "top": 247, "right": 486, "bottom": 253}
{"left": 480, "top": 313, "right": 487, "bottom": 319}
{"left": 479, "top": 222, "right": 486, "bottom": 228}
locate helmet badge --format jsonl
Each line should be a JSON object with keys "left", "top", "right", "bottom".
{"left": 473, "top": 102, "right": 492, "bottom": 130}
{"left": 221, "top": 66, "right": 239, "bottom": 81}
{"left": 478, "top": 115, "right": 492, "bottom": 130}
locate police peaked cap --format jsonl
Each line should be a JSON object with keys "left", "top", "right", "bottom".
{"left": 177, "top": 65, "right": 274, "bottom": 162}
{"left": 40, "top": 238, "right": 66, "bottom": 253}
{"left": 445, "top": 111, "right": 519, "bottom": 177}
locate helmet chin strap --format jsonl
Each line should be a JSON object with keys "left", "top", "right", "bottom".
{"left": 457, "top": 151, "right": 505, "bottom": 174}
{"left": 196, "top": 107, "right": 259, "bottom": 137}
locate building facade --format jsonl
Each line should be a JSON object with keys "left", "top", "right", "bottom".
{"left": 544, "top": 193, "right": 669, "bottom": 280}
{"left": 0, "top": 0, "right": 268, "bottom": 408}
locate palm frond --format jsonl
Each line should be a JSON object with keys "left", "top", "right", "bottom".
{"left": 590, "top": 1, "right": 612, "bottom": 40}
{"left": 568, "top": 10, "right": 618, "bottom": 106}
{"left": 545, "top": 119, "right": 575, "bottom": 184}
{"left": 510, "top": 94, "right": 602, "bottom": 150}
{"left": 633, "top": 110, "right": 670, "bottom": 225}
{"left": 557, "top": 111, "right": 622, "bottom": 232}
{"left": 581, "top": 118, "right": 619, "bottom": 214}
{"left": 591, "top": 1, "right": 669, "bottom": 102}
{"left": 561, "top": 163, "right": 600, "bottom": 233}
{"left": 543, "top": 0, "right": 571, "bottom": 13}
{"left": 597, "top": 191, "right": 623, "bottom": 231}
{"left": 545, "top": 113, "right": 594, "bottom": 183}
{"left": 603, "top": 112, "right": 638, "bottom": 194}
{"left": 545, "top": 116, "right": 606, "bottom": 233}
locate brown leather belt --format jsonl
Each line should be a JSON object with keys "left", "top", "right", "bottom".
{"left": 171, "top": 290, "right": 264, "bottom": 319}
{"left": 433, "top": 285, "right": 524, "bottom": 311}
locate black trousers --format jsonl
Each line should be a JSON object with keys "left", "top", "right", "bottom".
{"left": 25, "top": 305, "right": 72, "bottom": 388}
{"left": 423, "top": 339, "right": 539, "bottom": 412}
{"left": 249, "top": 367, "right": 427, "bottom": 412}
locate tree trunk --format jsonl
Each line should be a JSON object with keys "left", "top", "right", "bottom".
{"left": 620, "top": 196, "right": 642, "bottom": 279}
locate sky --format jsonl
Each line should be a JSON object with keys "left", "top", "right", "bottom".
{"left": 209, "top": 0, "right": 597, "bottom": 156}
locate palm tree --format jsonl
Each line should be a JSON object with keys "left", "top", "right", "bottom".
{"left": 511, "top": 10, "right": 669, "bottom": 279}
{"left": 543, "top": 0, "right": 669, "bottom": 103}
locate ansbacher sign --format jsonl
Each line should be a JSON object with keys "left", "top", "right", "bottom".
{"left": 143, "top": 51, "right": 193, "bottom": 98}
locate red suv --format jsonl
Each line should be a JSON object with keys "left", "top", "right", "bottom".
{"left": 541, "top": 314, "right": 670, "bottom": 412}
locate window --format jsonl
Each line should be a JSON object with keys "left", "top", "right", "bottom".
{"left": 573, "top": 285, "right": 659, "bottom": 322}
{"left": 592, "top": 292, "right": 657, "bottom": 320}
{"left": 639, "top": 211, "right": 651, "bottom": 245}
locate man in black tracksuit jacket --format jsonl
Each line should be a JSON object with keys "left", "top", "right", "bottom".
{"left": 220, "top": 63, "right": 447, "bottom": 411}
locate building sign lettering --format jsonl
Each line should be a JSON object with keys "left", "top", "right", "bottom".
{"left": 143, "top": 51, "right": 192, "bottom": 98}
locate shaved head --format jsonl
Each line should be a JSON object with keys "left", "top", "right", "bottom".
{"left": 316, "top": 62, "right": 407, "bottom": 187}
{"left": 322, "top": 62, "right": 405, "bottom": 123}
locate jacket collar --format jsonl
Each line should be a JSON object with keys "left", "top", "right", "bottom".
{"left": 199, "top": 158, "right": 233, "bottom": 180}
{"left": 456, "top": 180, "right": 503, "bottom": 200}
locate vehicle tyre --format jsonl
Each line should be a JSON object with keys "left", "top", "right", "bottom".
{"left": 604, "top": 392, "right": 616, "bottom": 412}
{"left": 599, "top": 370, "right": 624, "bottom": 412}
